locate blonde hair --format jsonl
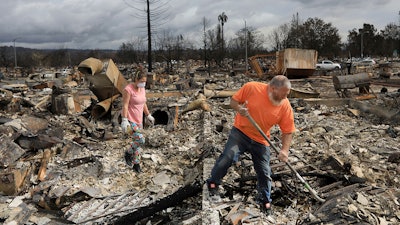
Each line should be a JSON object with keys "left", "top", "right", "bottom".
{"left": 133, "top": 67, "right": 147, "bottom": 81}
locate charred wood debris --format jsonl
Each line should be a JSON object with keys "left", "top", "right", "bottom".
{"left": 0, "top": 58, "right": 399, "bottom": 225}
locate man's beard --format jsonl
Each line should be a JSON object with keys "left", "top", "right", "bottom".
{"left": 268, "top": 91, "right": 283, "bottom": 106}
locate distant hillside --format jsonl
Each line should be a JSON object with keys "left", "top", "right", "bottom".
{"left": 0, "top": 46, "right": 117, "bottom": 68}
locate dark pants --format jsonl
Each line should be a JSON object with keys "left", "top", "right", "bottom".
{"left": 208, "top": 127, "right": 272, "bottom": 203}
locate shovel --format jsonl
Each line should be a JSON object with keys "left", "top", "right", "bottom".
{"left": 246, "top": 114, "right": 326, "bottom": 203}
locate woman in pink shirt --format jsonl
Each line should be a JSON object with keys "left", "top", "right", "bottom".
{"left": 121, "top": 69, "right": 154, "bottom": 173}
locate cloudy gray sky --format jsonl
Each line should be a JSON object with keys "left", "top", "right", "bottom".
{"left": 1, "top": 0, "right": 399, "bottom": 50}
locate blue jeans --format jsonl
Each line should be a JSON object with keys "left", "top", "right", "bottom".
{"left": 209, "top": 127, "right": 272, "bottom": 203}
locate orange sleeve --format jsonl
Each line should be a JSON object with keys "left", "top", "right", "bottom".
{"left": 278, "top": 101, "right": 296, "bottom": 134}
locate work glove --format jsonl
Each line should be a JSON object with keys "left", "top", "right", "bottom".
{"left": 121, "top": 117, "right": 130, "bottom": 133}
{"left": 146, "top": 114, "right": 155, "bottom": 126}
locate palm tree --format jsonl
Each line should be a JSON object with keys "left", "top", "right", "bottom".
{"left": 218, "top": 12, "right": 228, "bottom": 51}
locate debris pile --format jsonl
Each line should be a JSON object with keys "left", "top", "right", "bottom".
{"left": 0, "top": 58, "right": 399, "bottom": 225}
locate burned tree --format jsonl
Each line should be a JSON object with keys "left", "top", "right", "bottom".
{"left": 124, "top": 0, "right": 171, "bottom": 72}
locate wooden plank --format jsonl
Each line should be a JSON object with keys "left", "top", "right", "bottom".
{"left": 147, "top": 90, "right": 196, "bottom": 99}
{"left": 37, "top": 149, "right": 51, "bottom": 181}
{"left": 322, "top": 183, "right": 360, "bottom": 199}
{"left": 0, "top": 168, "right": 28, "bottom": 195}
{"left": 318, "top": 181, "right": 343, "bottom": 193}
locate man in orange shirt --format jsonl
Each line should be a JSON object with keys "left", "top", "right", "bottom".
{"left": 206, "top": 75, "right": 296, "bottom": 215}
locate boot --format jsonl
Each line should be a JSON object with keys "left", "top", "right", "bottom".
{"left": 124, "top": 151, "right": 133, "bottom": 167}
{"left": 133, "top": 164, "right": 142, "bottom": 173}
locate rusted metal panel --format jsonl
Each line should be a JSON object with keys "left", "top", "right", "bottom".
{"left": 78, "top": 58, "right": 127, "bottom": 100}
{"left": 276, "top": 48, "right": 318, "bottom": 78}
{"left": 282, "top": 48, "right": 318, "bottom": 69}
{"left": 248, "top": 49, "right": 317, "bottom": 78}
{"left": 105, "top": 59, "right": 128, "bottom": 95}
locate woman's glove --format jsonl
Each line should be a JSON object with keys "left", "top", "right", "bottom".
{"left": 121, "top": 117, "right": 130, "bottom": 133}
{"left": 146, "top": 114, "right": 155, "bottom": 125}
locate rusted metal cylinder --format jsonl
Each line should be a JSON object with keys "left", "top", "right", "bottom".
{"left": 332, "top": 73, "right": 370, "bottom": 90}
{"left": 91, "top": 94, "right": 120, "bottom": 119}
{"left": 78, "top": 57, "right": 104, "bottom": 75}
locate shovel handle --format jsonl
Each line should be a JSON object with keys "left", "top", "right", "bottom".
{"left": 246, "top": 114, "right": 325, "bottom": 203}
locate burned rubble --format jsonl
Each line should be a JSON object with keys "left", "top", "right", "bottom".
{"left": 0, "top": 57, "right": 399, "bottom": 225}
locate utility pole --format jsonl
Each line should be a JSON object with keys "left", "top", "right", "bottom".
{"left": 296, "top": 12, "right": 299, "bottom": 48}
{"left": 146, "top": 0, "right": 152, "bottom": 72}
{"left": 244, "top": 19, "right": 248, "bottom": 74}
{"left": 13, "top": 37, "right": 20, "bottom": 68}
{"left": 359, "top": 29, "right": 364, "bottom": 59}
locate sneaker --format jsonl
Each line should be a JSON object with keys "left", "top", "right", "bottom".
{"left": 133, "top": 164, "right": 142, "bottom": 173}
{"left": 207, "top": 181, "right": 219, "bottom": 195}
{"left": 124, "top": 151, "right": 133, "bottom": 167}
{"left": 207, "top": 181, "right": 221, "bottom": 201}
{"left": 261, "top": 202, "right": 272, "bottom": 216}
{"left": 207, "top": 181, "right": 219, "bottom": 196}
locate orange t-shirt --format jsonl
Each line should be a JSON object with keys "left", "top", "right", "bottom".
{"left": 232, "top": 81, "right": 296, "bottom": 146}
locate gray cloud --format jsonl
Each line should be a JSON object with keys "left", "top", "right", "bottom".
{"left": 0, "top": 0, "right": 398, "bottom": 49}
